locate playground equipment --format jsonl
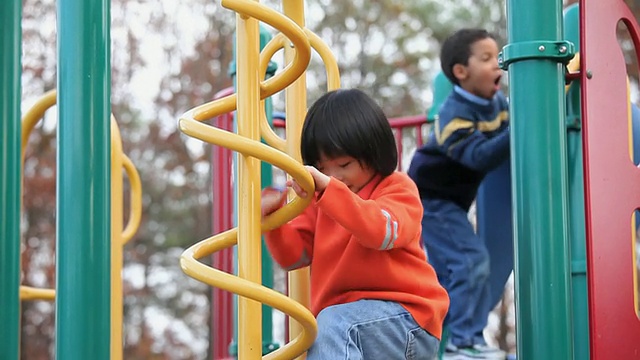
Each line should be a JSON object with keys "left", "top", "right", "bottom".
{"left": 178, "top": 0, "right": 344, "bottom": 358}
{"left": 3, "top": 0, "right": 640, "bottom": 359}
{"left": 199, "top": 0, "right": 633, "bottom": 358}
{"left": 17, "top": 90, "right": 143, "bottom": 359}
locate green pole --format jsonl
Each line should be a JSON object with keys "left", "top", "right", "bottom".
{"left": 229, "top": 25, "right": 280, "bottom": 357}
{"left": 565, "top": 81, "right": 590, "bottom": 360}
{"left": 504, "top": 0, "right": 574, "bottom": 358}
{"left": 56, "top": 0, "right": 111, "bottom": 358}
{"left": 260, "top": 60, "right": 279, "bottom": 355}
{"left": 563, "top": 4, "right": 590, "bottom": 360}
{"left": 0, "top": 0, "right": 22, "bottom": 359}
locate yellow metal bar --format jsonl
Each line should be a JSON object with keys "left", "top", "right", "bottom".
{"left": 305, "top": 29, "right": 340, "bottom": 91}
{"left": 177, "top": 0, "right": 325, "bottom": 357}
{"left": 19, "top": 286, "right": 55, "bottom": 301}
{"left": 258, "top": 33, "right": 288, "bottom": 152}
{"left": 282, "top": 1, "right": 310, "bottom": 353}
{"left": 179, "top": 114, "right": 318, "bottom": 359}
{"left": 19, "top": 91, "right": 60, "bottom": 302}
{"left": 257, "top": 30, "right": 340, "bottom": 154}
{"left": 21, "top": 90, "right": 57, "bottom": 161}
{"left": 236, "top": 2, "right": 263, "bottom": 358}
{"left": 121, "top": 154, "right": 143, "bottom": 245}
{"left": 180, "top": 118, "right": 313, "bottom": 230}
{"left": 192, "top": 0, "right": 310, "bottom": 122}
{"left": 110, "top": 116, "right": 125, "bottom": 360}
{"left": 628, "top": 78, "right": 639, "bottom": 316}
{"left": 19, "top": 91, "right": 142, "bottom": 359}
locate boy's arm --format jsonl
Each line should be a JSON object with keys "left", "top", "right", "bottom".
{"left": 264, "top": 204, "right": 315, "bottom": 271}
{"left": 437, "top": 108, "right": 510, "bottom": 172}
{"left": 447, "top": 126, "right": 509, "bottom": 171}
{"left": 316, "top": 175, "right": 422, "bottom": 250}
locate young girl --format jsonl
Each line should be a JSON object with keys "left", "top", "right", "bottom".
{"left": 261, "top": 89, "right": 449, "bottom": 360}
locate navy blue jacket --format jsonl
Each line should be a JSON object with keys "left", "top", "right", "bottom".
{"left": 408, "top": 87, "right": 510, "bottom": 210}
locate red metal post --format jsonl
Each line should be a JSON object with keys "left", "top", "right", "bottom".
{"left": 388, "top": 115, "right": 427, "bottom": 171}
{"left": 211, "top": 87, "right": 236, "bottom": 360}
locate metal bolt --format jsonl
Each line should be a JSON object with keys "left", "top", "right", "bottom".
{"left": 538, "top": 45, "right": 546, "bottom": 52}
{"left": 586, "top": 70, "right": 593, "bottom": 79}
{"left": 559, "top": 45, "right": 567, "bottom": 54}
{"left": 290, "top": 42, "right": 295, "bottom": 48}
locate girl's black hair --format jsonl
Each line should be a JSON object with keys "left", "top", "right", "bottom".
{"left": 300, "top": 88, "right": 398, "bottom": 177}
{"left": 440, "top": 28, "right": 495, "bottom": 85}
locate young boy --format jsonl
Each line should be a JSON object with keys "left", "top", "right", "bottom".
{"left": 408, "top": 29, "right": 509, "bottom": 360}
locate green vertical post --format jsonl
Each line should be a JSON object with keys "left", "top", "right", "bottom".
{"left": 56, "top": 0, "right": 111, "bottom": 359}
{"left": 260, "top": 60, "right": 279, "bottom": 355}
{"left": 563, "top": 4, "right": 590, "bottom": 360}
{"left": 0, "top": 1, "right": 22, "bottom": 359}
{"left": 229, "top": 24, "right": 280, "bottom": 357}
{"left": 565, "top": 81, "right": 590, "bottom": 360}
{"left": 505, "top": 0, "right": 574, "bottom": 359}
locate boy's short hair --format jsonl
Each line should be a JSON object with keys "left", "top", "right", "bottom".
{"left": 440, "top": 28, "right": 494, "bottom": 85}
{"left": 301, "top": 88, "right": 398, "bottom": 177}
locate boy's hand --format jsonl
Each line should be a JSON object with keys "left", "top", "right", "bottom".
{"left": 286, "top": 165, "right": 330, "bottom": 198}
{"left": 261, "top": 187, "right": 287, "bottom": 217}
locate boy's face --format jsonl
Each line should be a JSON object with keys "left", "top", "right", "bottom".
{"left": 315, "top": 153, "right": 376, "bottom": 194}
{"left": 454, "top": 37, "right": 502, "bottom": 99}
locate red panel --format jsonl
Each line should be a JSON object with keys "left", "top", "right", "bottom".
{"left": 211, "top": 87, "right": 236, "bottom": 360}
{"left": 582, "top": 0, "right": 640, "bottom": 358}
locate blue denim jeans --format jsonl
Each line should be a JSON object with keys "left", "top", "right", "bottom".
{"left": 421, "top": 198, "right": 491, "bottom": 348}
{"left": 306, "top": 299, "right": 439, "bottom": 360}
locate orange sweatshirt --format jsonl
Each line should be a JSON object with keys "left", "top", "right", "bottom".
{"left": 265, "top": 171, "right": 449, "bottom": 338}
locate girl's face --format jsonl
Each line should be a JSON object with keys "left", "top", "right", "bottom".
{"left": 315, "top": 153, "right": 376, "bottom": 194}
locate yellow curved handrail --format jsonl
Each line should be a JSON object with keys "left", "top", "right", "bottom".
{"left": 121, "top": 154, "right": 143, "bottom": 245}
{"left": 19, "top": 89, "right": 59, "bottom": 302}
{"left": 110, "top": 116, "right": 126, "bottom": 360}
{"left": 179, "top": 115, "right": 317, "bottom": 360}
{"left": 178, "top": 0, "right": 346, "bottom": 357}
{"left": 177, "top": 0, "right": 334, "bottom": 358}
{"left": 259, "top": 32, "right": 290, "bottom": 152}
{"left": 257, "top": 29, "right": 341, "bottom": 153}
{"left": 19, "top": 92, "right": 142, "bottom": 297}
{"left": 18, "top": 91, "right": 143, "bottom": 360}
{"left": 305, "top": 29, "right": 341, "bottom": 91}
{"left": 181, "top": 230, "right": 317, "bottom": 360}
{"left": 21, "top": 90, "right": 57, "bottom": 160}
{"left": 191, "top": 0, "right": 312, "bottom": 121}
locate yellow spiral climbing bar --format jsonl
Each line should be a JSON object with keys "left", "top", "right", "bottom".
{"left": 18, "top": 90, "right": 143, "bottom": 360}
{"left": 178, "top": 0, "right": 340, "bottom": 358}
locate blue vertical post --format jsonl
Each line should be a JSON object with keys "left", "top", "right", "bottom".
{"left": 0, "top": 0, "right": 22, "bottom": 359}
{"left": 476, "top": 161, "right": 513, "bottom": 310}
{"left": 56, "top": 0, "right": 111, "bottom": 358}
